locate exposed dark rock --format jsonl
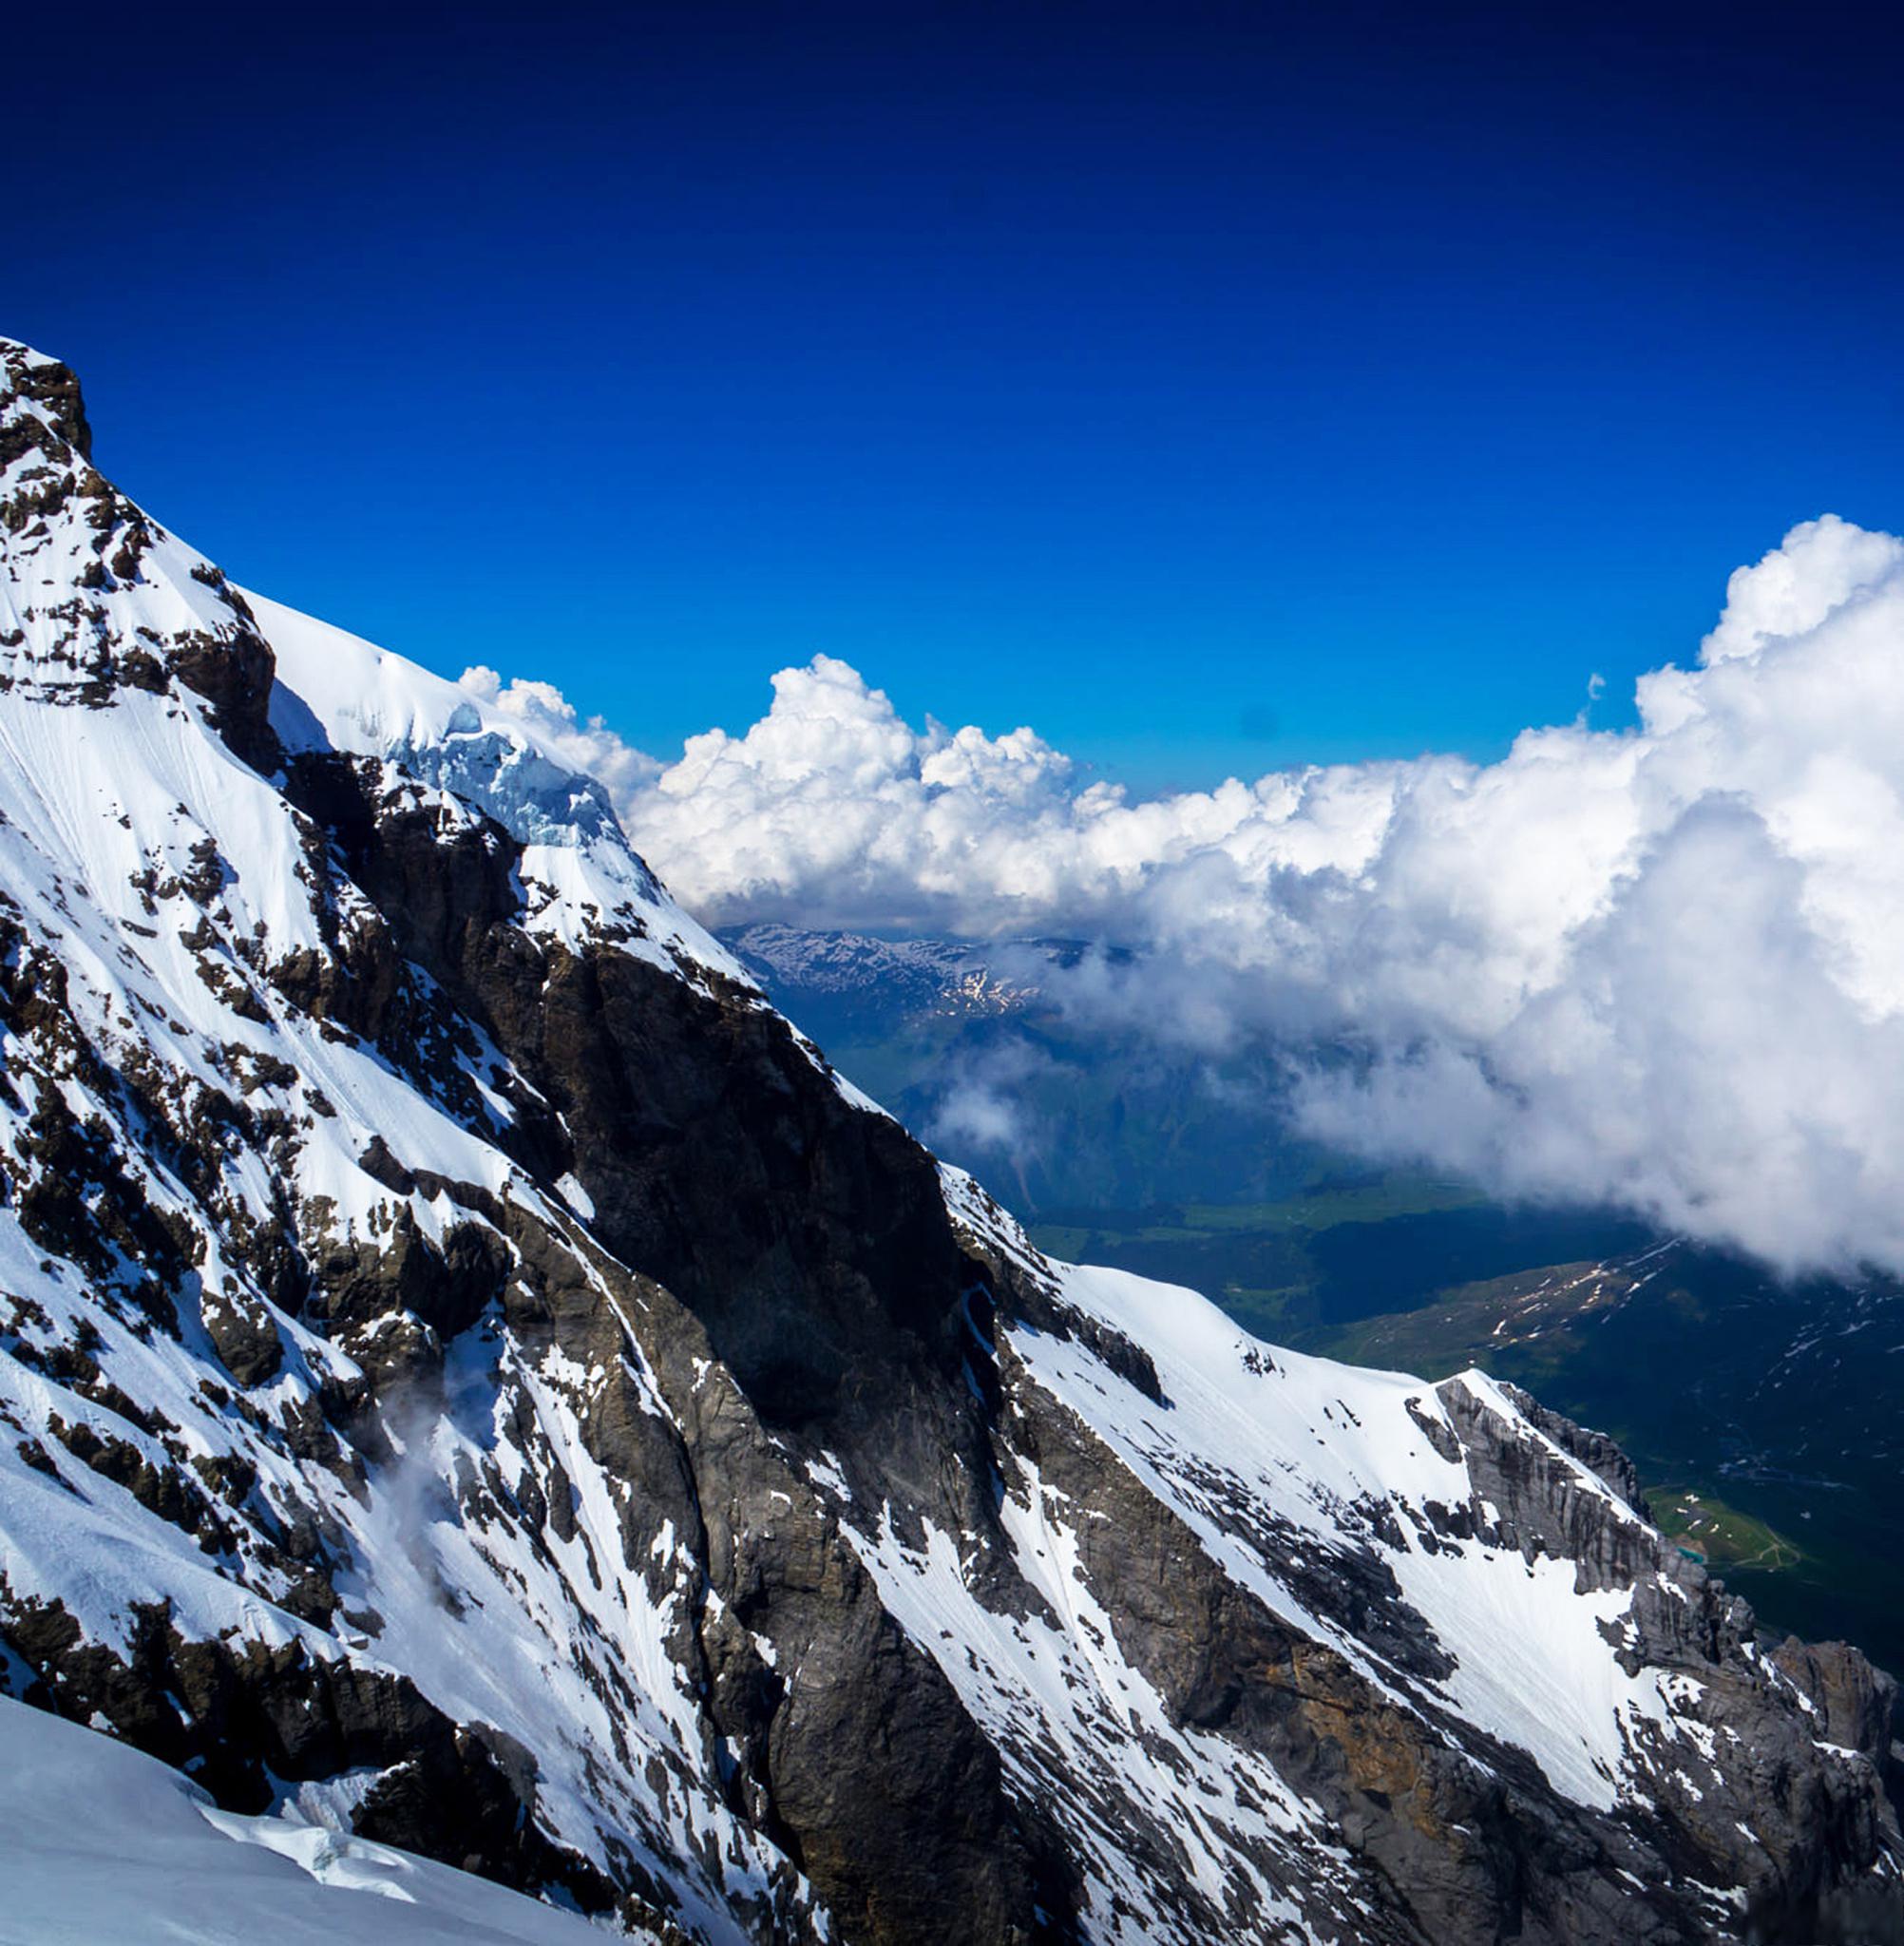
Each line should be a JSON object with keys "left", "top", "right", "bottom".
{"left": 201, "top": 1286, "right": 284, "bottom": 1386}
{"left": 166, "top": 620, "right": 279, "bottom": 771}
{"left": 8, "top": 349, "right": 91, "bottom": 458}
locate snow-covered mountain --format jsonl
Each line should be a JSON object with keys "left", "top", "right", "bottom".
{"left": 0, "top": 336, "right": 1898, "bottom": 1945}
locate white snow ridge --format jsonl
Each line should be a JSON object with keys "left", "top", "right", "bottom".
{"left": 0, "top": 334, "right": 1897, "bottom": 1946}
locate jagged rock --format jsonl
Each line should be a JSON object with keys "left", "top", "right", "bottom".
{"left": 202, "top": 1286, "right": 284, "bottom": 1386}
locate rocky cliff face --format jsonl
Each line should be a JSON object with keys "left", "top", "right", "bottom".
{"left": 0, "top": 337, "right": 1899, "bottom": 1946}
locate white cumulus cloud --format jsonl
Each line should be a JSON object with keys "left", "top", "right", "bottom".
{"left": 481, "top": 515, "right": 1904, "bottom": 1277}
{"left": 458, "top": 664, "right": 662, "bottom": 801}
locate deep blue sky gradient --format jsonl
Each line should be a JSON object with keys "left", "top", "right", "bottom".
{"left": 10, "top": 2, "right": 1903, "bottom": 792}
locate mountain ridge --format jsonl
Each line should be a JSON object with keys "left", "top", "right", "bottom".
{"left": 0, "top": 336, "right": 1898, "bottom": 1945}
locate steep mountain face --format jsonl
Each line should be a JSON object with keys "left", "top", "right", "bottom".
{"left": 0, "top": 337, "right": 1899, "bottom": 1946}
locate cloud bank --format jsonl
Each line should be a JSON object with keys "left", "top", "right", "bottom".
{"left": 465, "top": 515, "right": 1904, "bottom": 1276}
{"left": 459, "top": 664, "right": 663, "bottom": 803}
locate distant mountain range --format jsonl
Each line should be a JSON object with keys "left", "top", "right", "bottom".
{"left": 725, "top": 921, "right": 1334, "bottom": 1211}
{"left": 725, "top": 921, "right": 1078, "bottom": 1026}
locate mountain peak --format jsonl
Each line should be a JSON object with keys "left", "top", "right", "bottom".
{"left": 0, "top": 334, "right": 276, "bottom": 766}
{"left": 0, "top": 336, "right": 743, "bottom": 989}
{"left": 0, "top": 336, "right": 92, "bottom": 460}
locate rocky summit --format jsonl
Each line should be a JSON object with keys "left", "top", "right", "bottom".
{"left": 0, "top": 336, "right": 1898, "bottom": 1946}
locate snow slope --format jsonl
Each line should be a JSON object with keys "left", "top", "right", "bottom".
{"left": 0, "top": 1695, "right": 610, "bottom": 1946}
{"left": 1018, "top": 1265, "right": 1664, "bottom": 1812}
{"left": 248, "top": 589, "right": 745, "bottom": 984}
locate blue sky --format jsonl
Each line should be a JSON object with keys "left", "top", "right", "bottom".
{"left": 10, "top": 2, "right": 1902, "bottom": 793}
